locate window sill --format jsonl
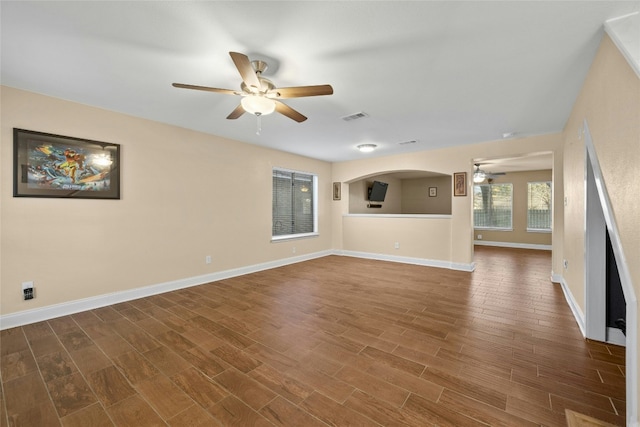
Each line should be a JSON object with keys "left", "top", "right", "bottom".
{"left": 271, "top": 232, "right": 319, "bottom": 243}
{"left": 473, "top": 227, "right": 513, "bottom": 232}
{"left": 344, "top": 214, "right": 452, "bottom": 219}
{"left": 526, "top": 228, "right": 552, "bottom": 233}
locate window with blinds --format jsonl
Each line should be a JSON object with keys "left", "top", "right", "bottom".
{"left": 473, "top": 183, "right": 513, "bottom": 230}
{"left": 527, "top": 181, "right": 552, "bottom": 231}
{"left": 272, "top": 168, "right": 317, "bottom": 239}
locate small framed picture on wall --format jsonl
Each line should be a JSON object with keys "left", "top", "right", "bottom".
{"left": 333, "top": 182, "right": 341, "bottom": 200}
{"left": 453, "top": 172, "right": 467, "bottom": 197}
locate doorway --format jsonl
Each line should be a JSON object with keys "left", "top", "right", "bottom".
{"left": 583, "top": 120, "right": 637, "bottom": 424}
{"left": 585, "top": 148, "right": 625, "bottom": 345}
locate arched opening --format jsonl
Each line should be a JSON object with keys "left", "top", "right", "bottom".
{"left": 346, "top": 170, "right": 452, "bottom": 215}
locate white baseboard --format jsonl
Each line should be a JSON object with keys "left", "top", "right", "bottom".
{"left": 474, "top": 240, "right": 552, "bottom": 251}
{"left": 0, "top": 249, "right": 474, "bottom": 330}
{"left": 554, "top": 276, "right": 637, "bottom": 426}
{"left": 2, "top": 247, "right": 635, "bottom": 424}
{"left": 556, "top": 275, "right": 587, "bottom": 337}
{"left": 0, "top": 250, "right": 333, "bottom": 330}
{"left": 551, "top": 281, "right": 627, "bottom": 346}
{"left": 338, "top": 250, "right": 475, "bottom": 272}
{"left": 607, "top": 327, "right": 627, "bottom": 347}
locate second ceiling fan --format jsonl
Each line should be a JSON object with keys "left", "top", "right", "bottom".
{"left": 473, "top": 163, "right": 506, "bottom": 183}
{"left": 173, "top": 52, "right": 333, "bottom": 123}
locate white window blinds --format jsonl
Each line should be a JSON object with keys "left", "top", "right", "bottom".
{"left": 272, "top": 168, "right": 317, "bottom": 238}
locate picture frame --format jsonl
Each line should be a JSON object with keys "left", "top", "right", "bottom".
{"left": 453, "top": 172, "right": 467, "bottom": 197}
{"left": 429, "top": 187, "right": 437, "bottom": 197}
{"left": 333, "top": 182, "right": 341, "bottom": 200}
{"left": 13, "top": 128, "right": 120, "bottom": 199}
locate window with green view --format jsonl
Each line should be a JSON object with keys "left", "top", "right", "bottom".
{"left": 527, "top": 181, "right": 552, "bottom": 231}
{"left": 473, "top": 183, "right": 513, "bottom": 230}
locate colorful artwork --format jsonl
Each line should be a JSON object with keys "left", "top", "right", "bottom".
{"left": 25, "top": 140, "right": 113, "bottom": 192}
{"left": 14, "top": 128, "right": 120, "bottom": 199}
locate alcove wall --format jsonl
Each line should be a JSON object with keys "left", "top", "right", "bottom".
{"left": 348, "top": 172, "right": 452, "bottom": 214}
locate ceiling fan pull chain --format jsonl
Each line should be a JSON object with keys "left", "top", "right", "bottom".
{"left": 256, "top": 112, "right": 262, "bottom": 135}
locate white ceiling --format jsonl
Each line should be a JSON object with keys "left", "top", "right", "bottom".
{"left": 2, "top": 1, "right": 638, "bottom": 164}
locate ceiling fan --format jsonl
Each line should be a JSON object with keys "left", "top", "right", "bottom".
{"left": 172, "top": 52, "right": 333, "bottom": 123}
{"left": 473, "top": 163, "right": 506, "bottom": 183}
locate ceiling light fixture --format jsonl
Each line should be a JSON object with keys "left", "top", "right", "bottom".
{"left": 357, "top": 144, "right": 377, "bottom": 153}
{"left": 473, "top": 164, "right": 486, "bottom": 183}
{"left": 241, "top": 95, "right": 276, "bottom": 116}
{"left": 241, "top": 95, "right": 277, "bottom": 135}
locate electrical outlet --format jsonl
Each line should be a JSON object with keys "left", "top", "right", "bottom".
{"left": 394, "top": 242, "right": 400, "bottom": 249}
{"left": 292, "top": 247, "right": 296, "bottom": 254}
{"left": 563, "top": 259, "right": 569, "bottom": 269}
{"left": 205, "top": 255, "right": 212, "bottom": 264}
{"left": 477, "top": 234, "right": 483, "bottom": 240}
{"left": 22, "top": 281, "right": 34, "bottom": 300}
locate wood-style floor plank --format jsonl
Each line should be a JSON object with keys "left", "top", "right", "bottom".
{"left": 0, "top": 247, "right": 627, "bottom": 426}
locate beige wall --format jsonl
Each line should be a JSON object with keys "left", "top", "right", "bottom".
{"left": 348, "top": 174, "right": 402, "bottom": 214}
{"left": 563, "top": 34, "right": 639, "bottom": 313}
{"left": 2, "top": 32, "right": 636, "bottom": 415}
{"left": 332, "top": 133, "right": 563, "bottom": 270}
{"left": 348, "top": 174, "right": 452, "bottom": 215}
{"left": 474, "top": 170, "right": 552, "bottom": 246}
{"left": 0, "top": 87, "right": 333, "bottom": 316}
{"left": 402, "top": 176, "right": 452, "bottom": 215}
{"left": 562, "top": 34, "right": 639, "bottom": 417}
{"left": 0, "top": 88, "right": 565, "bottom": 319}
{"left": 343, "top": 216, "right": 451, "bottom": 262}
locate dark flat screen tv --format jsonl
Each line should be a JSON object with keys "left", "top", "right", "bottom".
{"left": 368, "top": 180, "right": 388, "bottom": 202}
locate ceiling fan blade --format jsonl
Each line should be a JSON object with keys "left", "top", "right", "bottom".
{"left": 275, "top": 101, "right": 307, "bottom": 122}
{"left": 172, "top": 83, "right": 238, "bottom": 95}
{"left": 226, "top": 104, "right": 245, "bottom": 120}
{"left": 271, "top": 85, "right": 334, "bottom": 99}
{"left": 229, "top": 52, "right": 261, "bottom": 90}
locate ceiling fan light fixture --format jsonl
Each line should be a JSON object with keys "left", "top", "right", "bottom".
{"left": 241, "top": 95, "right": 276, "bottom": 116}
{"left": 357, "top": 144, "right": 377, "bottom": 153}
{"left": 473, "top": 169, "right": 486, "bottom": 183}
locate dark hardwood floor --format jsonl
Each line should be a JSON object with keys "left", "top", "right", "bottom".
{"left": 0, "top": 246, "right": 626, "bottom": 426}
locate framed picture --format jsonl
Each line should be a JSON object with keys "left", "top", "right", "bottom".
{"left": 429, "top": 187, "right": 437, "bottom": 197}
{"left": 333, "top": 182, "right": 341, "bottom": 200}
{"left": 453, "top": 172, "right": 467, "bottom": 197}
{"left": 13, "top": 128, "right": 120, "bottom": 199}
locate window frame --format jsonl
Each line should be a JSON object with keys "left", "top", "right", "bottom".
{"left": 526, "top": 181, "right": 552, "bottom": 233}
{"left": 473, "top": 182, "right": 513, "bottom": 231}
{"left": 271, "top": 167, "right": 318, "bottom": 242}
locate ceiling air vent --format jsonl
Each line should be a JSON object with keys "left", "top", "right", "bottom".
{"left": 398, "top": 140, "right": 417, "bottom": 145}
{"left": 341, "top": 111, "right": 369, "bottom": 122}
